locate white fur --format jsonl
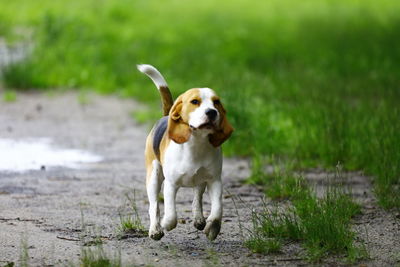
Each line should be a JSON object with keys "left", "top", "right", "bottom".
{"left": 189, "top": 88, "right": 220, "bottom": 129}
{"left": 147, "top": 160, "right": 164, "bottom": 238}
{"left": 137, "top": 64, "right": 168, "bottom": 88}
{"left": 161, "top": 130, "right": 223, "bottom": 234}
{"left": 146, "top": 127, "right": 224, "bottom": 240}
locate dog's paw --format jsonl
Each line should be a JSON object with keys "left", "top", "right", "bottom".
{"left": 204, "top": 219, "right": 221, "bottom": 241}
{"left": 149, "top": 230, "right": 164, "bottom": 240}
{"left": 194, "top": 217, "right": 206, "bottom": 230}
{"left": 149, "top": 225, "right": 164, "bottom": 240}
{"left": 161, "top": 216, "right": 177, "bottom": 231}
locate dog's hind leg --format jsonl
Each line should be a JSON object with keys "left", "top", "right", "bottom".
{"left": 192, "top": 183, "right": 206, "bottom": 230}
{"left": 146, "top": 160, "right": 164, "bottom": 240}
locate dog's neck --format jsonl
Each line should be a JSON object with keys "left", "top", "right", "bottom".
{"left": 180, "top": 129, "right": 218, "bottom": 157}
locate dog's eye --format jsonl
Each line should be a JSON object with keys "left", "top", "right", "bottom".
{"left": 213, "top": 99, "right": 220, "bottom": 105}
{"left": 191, "top": 99, "right": 199, "bottom": 105}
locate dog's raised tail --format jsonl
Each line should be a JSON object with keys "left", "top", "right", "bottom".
{"left": 137, "top": 64, "right": 173, "bottom": 116}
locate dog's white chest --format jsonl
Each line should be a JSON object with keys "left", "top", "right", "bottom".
{"left": 177, "top": 165, "right": 213, "bottom": 187}
{"left": 163, "top": 140, "right": 222, "bottom": 187}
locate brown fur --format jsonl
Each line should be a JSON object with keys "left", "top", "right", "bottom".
{"left": 209, "top": 96, "right": 234, "bottom": 147}
{"left": 145, "top": 132, "right": 156, "bottom": 186}
{"left": 159, "top": 85, "right": 173, "bottom": 116}
{"left": 167, "top": 89, "right": 201, "bottom": 144}
{"left": 159, "top": 133, "right": 171, "bottom": 164}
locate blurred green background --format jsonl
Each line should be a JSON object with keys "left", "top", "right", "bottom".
{"left": 0, "top": 0, "right": 399, "bottom": 208}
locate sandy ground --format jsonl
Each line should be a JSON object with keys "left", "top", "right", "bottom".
{"left": 0, "top": 92, "right": 399, "bottom": 266}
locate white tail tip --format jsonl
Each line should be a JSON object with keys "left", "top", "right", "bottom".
{"left": 137, "top": 64, "right": 168, "bottom": 89}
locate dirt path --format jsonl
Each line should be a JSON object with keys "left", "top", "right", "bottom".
{"left": 0, "top": 92, "right": 399, "bottom": 266}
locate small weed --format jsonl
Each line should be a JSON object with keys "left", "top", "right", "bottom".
{"left": 3, "top": 90, "right": 17, "bottom": 102}
{"left": 117, "top": 191, "right": 147, "bottom": 237}
{"left": 119, "top": 215, "right": 145, "bottom": 233}
{"left": 78, "top": 208, "right": 126, "bottom": 267}
{"left": 79, "top": 205, "right": 107, "bottom": 247}
{"left": 77, "top": 90, "right": 90, "bottom": 105}
{"left": 19, "top": 235, "right": 29, "bottom": 267}
{"left": 80, "top": 245, "right": 121, "bottom": 267}
{"left": 80, "top": 221, "right": 107, "bottom": 247}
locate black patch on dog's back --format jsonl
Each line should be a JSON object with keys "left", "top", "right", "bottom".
{"left": 153, "top": 116, "right": 168, "bottom": 158}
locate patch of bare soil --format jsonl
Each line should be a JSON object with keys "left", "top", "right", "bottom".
{"left": 0, "top": 92, "right": 399, "bottom": 266}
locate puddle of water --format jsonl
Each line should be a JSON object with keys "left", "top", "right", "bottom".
{"left": 0, "top": 138, "right": 102, "bottom": 172}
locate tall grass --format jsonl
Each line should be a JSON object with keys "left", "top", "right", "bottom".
{"left": 245, "top": 182, "right": 366, "bottom": 262}
{"left": 0, "top": 0, "right": 399, "bottom": 208}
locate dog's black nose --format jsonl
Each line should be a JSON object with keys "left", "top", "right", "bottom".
{"left": 205, "top": 109, "right": 217, "bottom": 121}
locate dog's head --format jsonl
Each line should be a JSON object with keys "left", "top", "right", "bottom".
{"left": 167, "top": 88, "right": 233, "bottom": 147}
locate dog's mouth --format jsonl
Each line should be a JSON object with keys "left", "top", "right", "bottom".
{"left": 190, "top": 121, "right": 215, "bottom": 130}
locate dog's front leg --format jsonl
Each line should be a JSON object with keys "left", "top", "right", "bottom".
{"left": 161, "top": 180, "right": 179, "bottom": 231}
{"left": 205, "top": 178, "right": 222, "bottom": 240}
{"left": 192, "top": 183, "right": 206, "bottom": 230}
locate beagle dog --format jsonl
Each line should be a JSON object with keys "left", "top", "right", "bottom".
{"left": 137, "top": 64, "right": 233, "bottom": 241}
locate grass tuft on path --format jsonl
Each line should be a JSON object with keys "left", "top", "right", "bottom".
{"left": 245, "top": 160, "right": 368, "bottom": 262}
{"left": 245, "top": 174, "right": 366, "bottom": 262}
{"left": 81, "top": 246, "right": 122, "bottom": 267}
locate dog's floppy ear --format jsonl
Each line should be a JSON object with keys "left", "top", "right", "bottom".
{"left": 209, "top": 103, "right": 234, "bottom": 147}
{"left": 168, "top": 96, "right": 192, "bottom": 144}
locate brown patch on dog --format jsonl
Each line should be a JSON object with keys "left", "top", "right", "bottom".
{"left": 159, "top": 134, "right": 171, "bottom": 164}
{"left": 145, "top": 131, "right": 157, "bottom": 186}
{"left": 167, "top": 89, "right": 202, "bottom": 144}
{"left": 159, "top": 85, "right": 174, "bottom": 116}
{"left": 209, "top": 96, "right": 234, "bottom": 147}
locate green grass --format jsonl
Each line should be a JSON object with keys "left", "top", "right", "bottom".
{"left": 245, "top": 178, "right": 366, "bottom": 262}
{"left": 78, "top": 208, "right": 138, "bottom": 267}
{"left": 245, "top": 237, "right": 282, "bottom": 254}
{"left": 2, "top": 90, "right": 17, "bottom": 102}
{"left": 245, "top": 161, "right": 368, "bottom": 262}
{"left": 80, "top": 246, "right": 122, "bottom": 267}
{"left": 118, "top": 215, "right": 145, "bottom": 234}
{"left": 19, "top": 235, "right": 29, "bottom": 267}
{"left": 0, "top": 0, "right": 399, "bottom": 208}
{"left": 131, "top": 108, "right": 161, "bottom": 126}
{"left": 117, "top": 192, "right": 146, "bottom": 236}
{"left": 247, "top": 156, "right": 308, "bottom": 200}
